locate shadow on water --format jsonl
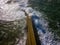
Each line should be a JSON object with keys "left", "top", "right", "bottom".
{"left": 32, "top": 19, "right": 41, "bottom": 45}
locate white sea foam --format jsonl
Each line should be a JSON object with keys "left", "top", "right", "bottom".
{"left": 0, "top": 0, "right": 59, "bottom": 45}
{"left": 0, "top": 0, "right": 28, "bottom": 21}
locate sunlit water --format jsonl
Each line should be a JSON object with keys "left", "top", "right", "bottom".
{"left": 0, "top": 0, "right": 59, "bottom": 45}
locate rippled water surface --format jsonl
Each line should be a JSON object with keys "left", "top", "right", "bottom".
{"left": 0, "top": 0, "right": 60, "bottom": 45}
